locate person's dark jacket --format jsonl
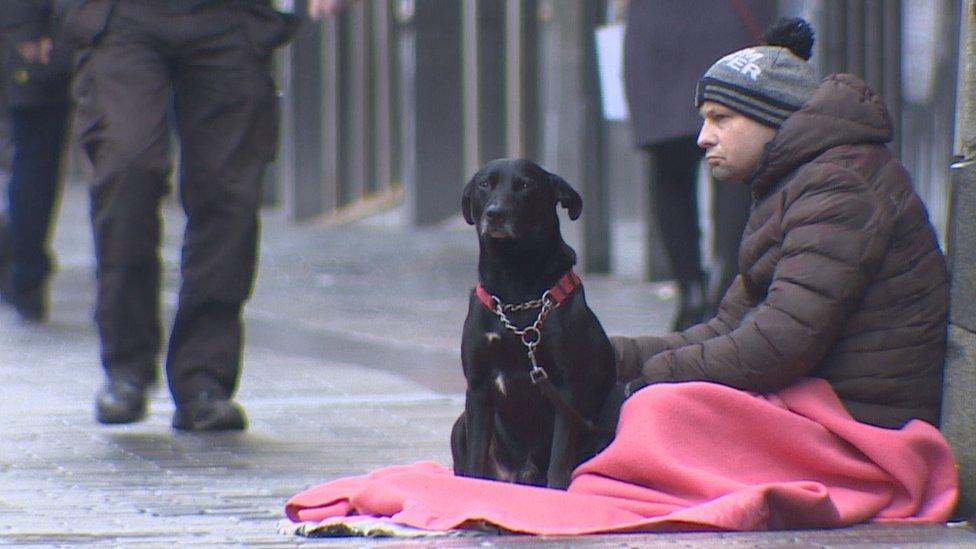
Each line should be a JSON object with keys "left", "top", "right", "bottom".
{"left": 619, "top": 74, "right": 949, "bottom": 429}
{"left": 623, "top": 0, "right": 776, "bottom": 147}
{"left": 0, "top": 0, "right": 72, "bottom": 108}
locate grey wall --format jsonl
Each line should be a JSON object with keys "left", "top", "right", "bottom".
{"left": 944, "top": 0, "right": 975, "bottom": 521}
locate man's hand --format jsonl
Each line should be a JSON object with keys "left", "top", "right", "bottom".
{"left": 610, "top": 335, "right": 669, "bottom": 383}
{"left": 16, "top": 37, "right": 53, "bottom": 65}
{"left": 308, "top": 0, "right": 354, "bottom": 19}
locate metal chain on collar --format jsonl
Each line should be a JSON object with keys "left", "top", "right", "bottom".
{"left": 500, "top": 296, "right": 548, "bottom": 312}
{"left": 489, "top": 290, "right": 560, "bottom": 383}
{"left": 486, "top": 282, "right": 610, "bottom": 437}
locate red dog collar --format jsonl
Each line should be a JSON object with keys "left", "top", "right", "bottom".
{"left": 475, "top": 270, "right": 582, "bottom": 311}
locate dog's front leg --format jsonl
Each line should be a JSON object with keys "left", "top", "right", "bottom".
{"left": 463, "top": 387, "right": 494, "bottom": 478}
{"left": 546, "top": 397, "right": 578, "bottom": 489}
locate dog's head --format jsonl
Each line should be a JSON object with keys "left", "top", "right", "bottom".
{"left": 461, "top": 158, "right": 582, "bottom": 244}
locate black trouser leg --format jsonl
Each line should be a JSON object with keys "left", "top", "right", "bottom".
{"left": 73, "top": 6, "right": 172, "bottom": 388}
{"left": 164, "top": 6, "right": 278, "bottom": 406}
{"left": 708, "top": 178, "right": 751, "bottom": 314}
{"left": 646, "top": 136, "right": 707, "bottom": 330}
{"left": 7, "top": 106, "right": 69, "bottom": 294}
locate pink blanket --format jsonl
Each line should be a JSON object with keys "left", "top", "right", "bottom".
{"left": 285, "top": 379, "right": 958, "bottom": 534}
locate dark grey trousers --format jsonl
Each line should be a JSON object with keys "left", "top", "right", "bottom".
{"left": 71, "top": 0, "right": 283, "bottom": 405}
{"left": 645, "top": 136, "right": 752, "bottom": 312}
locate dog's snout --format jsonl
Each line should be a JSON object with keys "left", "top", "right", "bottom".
{"left": 481, "top": 202, "right": 515, "bottom": 239}
{"left": 484, "top": 205, "right": 506, "bottom": 223}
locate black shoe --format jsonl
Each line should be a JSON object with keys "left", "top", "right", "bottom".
{"left": 6, "top": 285, "right": 46, "bottom": 322}
{"left": 173, "top": 394, "right": 247, "bottom": 432}
{"left": 672, "top": 277, "right": 707, "bottom": 331}
{"left": 0, "top": 213, "right": 10, "bottom": 284}
{"left": 96, "top": 380, "right": 148, "bottom": 424}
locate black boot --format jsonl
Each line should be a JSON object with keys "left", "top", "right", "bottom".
{"left": 0, "top": 215, "right": 49, "bottom": 322}
{"left": 0, "top": 213, "right": 11, "bottom": 304}
{"left": 6, "top": 284, "right": 46, "bottom": 322}
{"left": 672, "top": 275, "right": 707, "bottom": 331}
{"left": 173, "top": 392, "right": 247, "bottom": 431}
{"left": 705, "top": 260, "right": 737, "bottom": 319}
{"left": 0, "top": 214, "right": 9, "bottom": 272}
{"left": 96, "top": 379, "right": 149, "bottom": 424}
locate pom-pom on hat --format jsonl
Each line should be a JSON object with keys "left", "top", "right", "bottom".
{"left": 695, "top": 17, "right": 819, "bottom": 128}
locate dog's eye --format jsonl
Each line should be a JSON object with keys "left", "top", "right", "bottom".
{"left": 478, "top": 179, "right": 491, "bottom": 190}
{"left": 515, "top": 180, "right": 534, "bottom": 191}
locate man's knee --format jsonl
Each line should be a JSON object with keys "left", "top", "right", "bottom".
{"left": 91, "top": 137, "right": 170, "bottom": 195}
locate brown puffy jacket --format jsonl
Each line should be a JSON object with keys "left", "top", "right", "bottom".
{"left": 631, "top": 74, "right": 949, "bottom": 428}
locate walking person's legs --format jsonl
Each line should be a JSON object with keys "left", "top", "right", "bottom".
{"left": 165, "top": 5, "right": 282, "bottom": 430}
{"left": 708, "top": 175, "right": 751, "bottom": 315}
{"left": 3, "top": 105, "right": 69, "bottom": 321}
{"left": 647, "top": 136, "right": 708, "bottom": 331}
{"left": 73, "top": 5, "right": 174, "bottom": 424}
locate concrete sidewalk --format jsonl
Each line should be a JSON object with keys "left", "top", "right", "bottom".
{"left": 0, "top": 183, "right": 972, "bottom": 547}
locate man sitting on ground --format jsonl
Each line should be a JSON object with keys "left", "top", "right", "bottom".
{"left": 613, "top": 17, "right": 949, "bottom": 430}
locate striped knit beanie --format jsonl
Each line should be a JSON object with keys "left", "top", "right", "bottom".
{"left": 695, "top": 18, "right": 818, "bottom": 128}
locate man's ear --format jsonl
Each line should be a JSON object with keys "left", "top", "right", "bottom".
{"left": 461, "top": 176, "right": 476, "bottom": 225}
{"left": 551, "top": 174, "right": 582, "bottom": 220}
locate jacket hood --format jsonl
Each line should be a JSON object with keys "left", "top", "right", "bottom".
{"left": 750, "top": 73, "right": 893, "bottom": 198}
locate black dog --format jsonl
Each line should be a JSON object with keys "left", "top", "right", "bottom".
{"left": 451, "top": 158, "right": 616, "bottom": 489}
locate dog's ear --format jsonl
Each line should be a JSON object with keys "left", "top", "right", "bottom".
{"left": 461, "top": 175, "right": 477, "bottom": 225}
{"left": 551, "top": 174, "right": 583, "bottom": 220}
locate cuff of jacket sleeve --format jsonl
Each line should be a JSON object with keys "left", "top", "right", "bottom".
{"left": 640, "top": 354, "right": 675, "bottom": 384}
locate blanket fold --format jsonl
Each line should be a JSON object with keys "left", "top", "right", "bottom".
{"left": 285, "top": 379, "right": 958, "bottom": 534}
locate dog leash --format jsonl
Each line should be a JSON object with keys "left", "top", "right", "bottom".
{"left": 476, "top": 271, "right": 611, "bottom": 437}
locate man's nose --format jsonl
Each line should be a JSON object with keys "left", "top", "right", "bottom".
{"left": 697, "top": 122, "right": 714, "bottom": 149}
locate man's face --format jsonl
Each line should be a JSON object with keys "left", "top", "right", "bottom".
{"left": 697, "top": 101, "right": 777, "bottom": 183}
